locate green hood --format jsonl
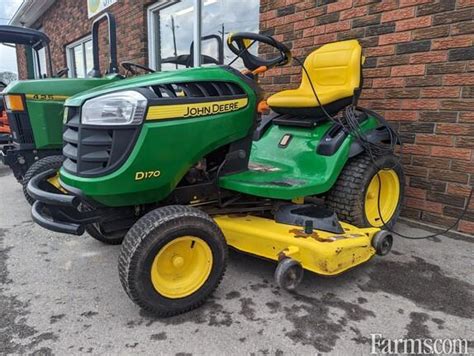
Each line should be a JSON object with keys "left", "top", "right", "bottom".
{"left": 3, "top": 74, "right": 122, "bottom": 98}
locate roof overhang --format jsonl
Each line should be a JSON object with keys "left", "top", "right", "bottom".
{"left": 9, "top": 0, "right": 56, "bottom": 27}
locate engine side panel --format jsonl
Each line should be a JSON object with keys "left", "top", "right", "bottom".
{"left": 60, "top": 68, "right": 257, "bottom": 206}
{"left": 60, "top": 101, "right": 255, "bottom": 206}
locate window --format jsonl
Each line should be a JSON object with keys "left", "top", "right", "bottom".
{"left": 33, "top": 46, "right": 47, "bottom": 78}
{"left": 66, "top": 36, "right": 93, "bottom": 78}
{"left": 148, "top": 0, "right": 260, "bottom": 71}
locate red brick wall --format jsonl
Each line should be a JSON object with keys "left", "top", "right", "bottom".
{"left": 16, "top": 0, "right": 155, "bottom": 79}
{"left": 259, "top": 0, "right": 474, "bottom": 234}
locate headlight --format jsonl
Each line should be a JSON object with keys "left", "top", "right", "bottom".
{"left": 82, "top": 91, "right": 147, "bottom": 125}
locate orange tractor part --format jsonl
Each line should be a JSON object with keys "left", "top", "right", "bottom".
{"left": 0, "top": 108, "right": 10, "bottom": 135}
{"left": 0, "top": 82, "right": 11, "bottom": 142}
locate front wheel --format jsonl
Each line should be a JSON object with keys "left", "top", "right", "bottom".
{"left": 22, "top": 155, "right": 64, "bottom": 205}
{"left": 326, "top": 153, "right": 404, "bottom": 229}
{"left": 118, "top": 205, "right": 227, "bottom": 316}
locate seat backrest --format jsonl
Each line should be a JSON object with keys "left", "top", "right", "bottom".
{"left": 300, "top": 40, "right": 362, "bottom": 95}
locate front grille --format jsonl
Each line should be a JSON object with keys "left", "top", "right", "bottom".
{"left": 7, "top": 112, "right": 34, "bottom": 144}
{"left": 62, "top": 107, "right": 140, "bottom": 177}
{"left": 151, "top": 81, "right": 245, "bottom": 98}
{"left": 62, "top": 81, "right": 246, "bottom": 177}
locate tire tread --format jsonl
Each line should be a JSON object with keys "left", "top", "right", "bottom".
{"left": 118, "top": 205, "right": 227, "bottom": 317}
{"left": 326, "top": 153, "right": 404, "bottom": 228}
{"left": 22, "top": 155, "right": 64, "bottom": 205}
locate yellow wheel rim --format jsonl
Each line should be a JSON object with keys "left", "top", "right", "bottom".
{"left": 364, "top": 169, "right": 400, "bottom": 227}
{"left": 150, "top": 236, "right": 213, "bottom": 299}
{"left": 46, "top": 173, "right": 67, "bottom": 193}
{"left": 47, "top": 173, "right": 61, "bottom": 189}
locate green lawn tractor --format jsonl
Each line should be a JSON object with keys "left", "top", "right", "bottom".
{"left": 28, "top": 33, "right": 404, "bottom": 316}
{"left": 0, "top": 14, "right": 122, "bottom": 203}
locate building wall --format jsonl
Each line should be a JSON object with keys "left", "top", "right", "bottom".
{"left": 17, "top": 0, "right": 155, "bottom": 79}
{"left": 259, "top": 0, "right": 474, "bottom": 234}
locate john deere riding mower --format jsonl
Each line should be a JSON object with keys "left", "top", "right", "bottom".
{"left": 1, "top": 14, "right": 122, "bottom": 203}
{"left": 28, "top": 32, "right": 404, "bottom": 316}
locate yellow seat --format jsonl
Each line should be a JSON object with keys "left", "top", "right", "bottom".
{"left": 267, "top": 40, "right": 362, "bottom": 116}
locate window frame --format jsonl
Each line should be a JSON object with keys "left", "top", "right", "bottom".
{"left": 32, "top": 26, "right": 47, "bottom": 79}
{"left": 65, "top": 35, "right": 93, "bottom": 78}
{"left": 33, "top": 46, "right": 47, "bottom": 79}
{"left": 147, "top": 0, "right": 260, "bottom": 71}
{"left": 147, "top": 0, "right": 180, "bottom": 71}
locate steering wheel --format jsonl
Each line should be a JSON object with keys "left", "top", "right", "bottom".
{"left": 227, "top": 32, "right": 291, "bottom": 71}
{"left": 55, "top": 68, "right": 69, "bottom": 78}
{"left": 121, "top": 62, "right": 155, "bottom": 75}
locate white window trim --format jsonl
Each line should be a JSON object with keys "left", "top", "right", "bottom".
{"left": 147, "top": 0, "right": 179, "bottom": 71}
{"left": 66, "top": 35, "right": 93, "bottom": 78}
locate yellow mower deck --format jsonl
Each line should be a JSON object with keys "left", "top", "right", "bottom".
{"left": 214, "top": 214, "right": 380, "bottom": 276}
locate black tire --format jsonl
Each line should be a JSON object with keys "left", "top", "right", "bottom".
{"left": 326, "top": 153, "right": 405, "bottom": 229}
{"left": 22, "top": 155, "right": 64, "bottom": 205}
{"left": 82, "top": 204, "right": 128, "bottom": 245}
{"left": 274, "top": 258, "right": 304, "bottom": 292}
{"left": 85, "top": 224, "right": 126, "bottom": 245}
{"left": 118, "top": 205, "right": 227, "bottom": 316}
{"left": 372, "top": 230, "right": 393, "bottom": 256}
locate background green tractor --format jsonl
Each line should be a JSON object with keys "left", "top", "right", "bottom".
{"left": 29, "top": 33, "right": 403, "bottom": 316}
{"left": 1, "top": 13, "right": 121, "bottom": 204}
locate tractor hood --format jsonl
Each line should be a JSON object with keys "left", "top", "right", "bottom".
{"left": 3, "top": 74, "right": 122, "bottom": 98}
{"left": 65, "top": 66, "right": 251, "bottom": 106}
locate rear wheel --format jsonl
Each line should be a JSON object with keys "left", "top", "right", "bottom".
{"left": 22, "top": 155, "right": 64, "bottom": 205}
{"left": 326, "top": 153, "right": 404, "bottom": 229}
{"left": 118, "top": 205, "right": 227, "bottom": 316}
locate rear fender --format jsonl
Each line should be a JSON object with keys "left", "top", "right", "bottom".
{"left": 348, "top": 125, "right": 393, "bottom": 158}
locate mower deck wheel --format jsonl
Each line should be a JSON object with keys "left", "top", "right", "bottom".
{"left": 22, "top": 155, "right": 65, "bottom": 205}
{"left": 118, "top": 205, "right": 227, "bottom": 316}
{"left": 372, "top": 230, "right": 393, "bottom": 256}
{"left": 275, "top": 258, "right": 304, "bottom": 291}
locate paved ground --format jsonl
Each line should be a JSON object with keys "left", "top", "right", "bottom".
{"left": 0, "top": 163, "right": 473, "bottom": 355}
